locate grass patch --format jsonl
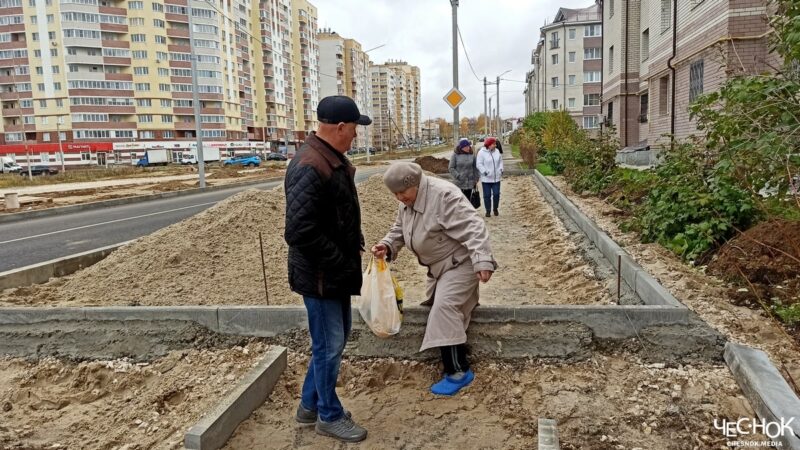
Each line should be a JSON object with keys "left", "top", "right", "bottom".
{"left": 535, "top": 163, "right": 555, "bottom": 176}
{"left": 511, "top": 144, "right": 520, "bottom": 158}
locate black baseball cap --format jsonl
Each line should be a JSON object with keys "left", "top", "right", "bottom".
{"left": 317, "top": 95, "right": 372, "bottom": 126}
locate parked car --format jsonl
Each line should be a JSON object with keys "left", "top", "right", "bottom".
{"left": 223, "top": 154, "right": 261, "bottom": 167}
{"left": 20, "top": 165, "right": 59, "bottom": 176}
{"left": 265, "top": 152, "right": 287, "bottom": 161}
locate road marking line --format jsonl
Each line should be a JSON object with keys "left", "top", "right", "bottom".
{"left": 0, "top": 201, "right": 218, "bottom": 246}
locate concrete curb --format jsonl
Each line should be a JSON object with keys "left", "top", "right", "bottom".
{"left": 0, "top": 240, "right": 133, "bottom": 290}
{"left": 0, "top": 304, "right": 688, "bottom": 340}
{"left": 531, "top": 171, "right": 685, "bottom": 308}
{"left": 0, "top": 176, "right": 284, "bottom": 225}
{"left": 184, "top": 346, "right": 287, "bottom": 450}
{"left": 724, "top": 342, "right": 800, "bottom": 449}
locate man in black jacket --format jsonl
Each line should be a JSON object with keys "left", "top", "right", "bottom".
{"left": 284, "top": 96, "right": 371, "bottom": 443}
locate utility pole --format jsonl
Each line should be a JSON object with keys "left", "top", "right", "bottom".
{"left": 496, "top": 76, "right": 500, "bottom": 140}
{"left": 483, "top": 77, "right": 488, "bottom": 136}
{"left": 451, "top": 0, "right": 459, "bottom": 145}
{"left": 387, "top": 108, "right": 392, "bottom": 152}
{"left": 56, "top": 117, "right": 65, "bottom": 173}
{"left": 488, "top": 97, "right": 493, "bottom": 135}
{"left": 188, "top": 2, "right": 206, "bottom": 188}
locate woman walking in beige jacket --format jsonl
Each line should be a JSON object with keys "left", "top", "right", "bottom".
{"left": 371, "top": 162, "right": 496, "bottom": 396}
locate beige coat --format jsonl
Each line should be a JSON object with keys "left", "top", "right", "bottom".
{"left": 380, "top": 174, "right": 496, "bottom": 351}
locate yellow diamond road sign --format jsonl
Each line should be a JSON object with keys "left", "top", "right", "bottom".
{"left": 443, "top": 87, "right": 466, "bottom": 109}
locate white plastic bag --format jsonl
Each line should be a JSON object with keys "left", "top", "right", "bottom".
{"left": 356, "top": 256, "right": 403, "bottom": 338}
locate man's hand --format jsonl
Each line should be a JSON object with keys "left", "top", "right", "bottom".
{"left": 371, "top": 243, "right": 388, "bottom": 259}
{"left": 476, "top": 270, "right": 493, "bottom": 283}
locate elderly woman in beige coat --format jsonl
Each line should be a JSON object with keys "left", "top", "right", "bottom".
{"left": 371, "top": 162, "right": 496, "bottom": 396}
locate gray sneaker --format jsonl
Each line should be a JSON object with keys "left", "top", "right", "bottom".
{"left": 315, "top": 415, "right": 367, "bottom": 443}
{"left": 295, "top": 404, "right": 351, "bottom": 426}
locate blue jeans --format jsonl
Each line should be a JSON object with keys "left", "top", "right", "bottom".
{"left": 301, "top": 296, "right": 351, "bottom": 422}
{"left": 482, "top": 181, "right": 501, "bottom": 213}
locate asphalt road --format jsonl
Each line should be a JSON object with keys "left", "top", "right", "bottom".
{"left": 0, "top": 167, "right": 386, "bottom": 272}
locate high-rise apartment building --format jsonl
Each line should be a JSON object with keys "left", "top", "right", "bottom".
{"left": 290, "top": 0, "right": 318, "bottom": 139}
{"left": 0, "top": 0, "right": 323, "bottom": 166}
{"left": 370, "top": 60, "right": 420, "bottom": 149}
{"left": 600, "top": 0, "right": 774, "bottom": 150}
{"left": 318, "top": 29, "right": 372, "bottom": 149}
{"left": 525, "top": 5, "right": 603, "bottom": 131}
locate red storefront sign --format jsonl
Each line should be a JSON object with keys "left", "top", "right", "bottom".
{"left": 0, "top": 142, "right": 114, "bottom": 155}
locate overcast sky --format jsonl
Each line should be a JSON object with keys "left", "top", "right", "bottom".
{"left": 315, "top": 0, "right": 594, "bottom": 121}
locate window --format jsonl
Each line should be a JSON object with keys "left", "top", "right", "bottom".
{"left": 568, "top": 98, "right": 576, "bottom": 109}
{"left": 132, "top": 50, "right": 148, "bottom": 59}
{"left": 609, "top": 45, "right": 614, "bottom": 73}
{"left": 689, "top": 59, "right": 704, "bottom": 102}
{"left": 551, "top": 99, "right": 559, "bottom": 110}
{"left": 583, "top": 116, "right": 599, "bottom": 129}
{"left": 51, "top": 48, "right": 57, "bottom": 57}
{"left": 163, "top": 130, "right": 173, "bottom": 138}
{"left": 639, "top": 94, "right": 649, "bottom": 122}
{"left": 128, "top": 0, "right": 143, "bottom": 8}
{"left": 30, "top": 15, "right": 37, "bottom": 24}
{"left": 641, "top": 29, "right": 650, "bottom": 62}
{"left": 551, "top": 54, "right": 558, "bottom": 65}
{"left": 63, "top": 29, "right": 101, "bottom": 39}
{"left": 140, "top": 131, "right": 154, "bottom": 139}
{"left": 0, "top": 16, "right": 24, "bottom": 26}
{"left": 151, "top": 2, "right": 163, "bottom": 11}
{"left": 661, "top": 0, "right": 671, "bottom": 33}
{"left": 35, "top": 66, "right": 43, "bottom": 75}
{"left": 39, "top": 99, "right": 47, "bottom": 108}
{"left": 32, "top": 32, "right": 39, "bottom": 41}
{"left": 34, "top": 49, "right": 41, "bottom": 57}
{"left": 72, "top": 113, "right": 109, "bottom": 122}
{"left": 585, "top": 24, "right": 601, "bottom": 37}
{"left": 134, "top": 67, "right": 149, "bottom": 75}
{"left": 161, "top": 114, "right": 173, "bottom": 123}
{"left": 607, "top": 102, "right": 614, "bottom": 123}
{"left": 568, "top": 28, "right": 576, "bottom": 39}
{"left": 549, "top": 31, "right": 559, "bottom": 49}
{"left": 568, "top": 74, "right": 576, "bottom": 85}
{"left": 20, "top": 99, "right": 32, "bottom": 108}
{"left": 47, "top": 13, "right": 53, "bottom": 22}
{"left": 193, "top": 24, "right": 218, "bottom": 34}
{"left": 584, "top": 48, "right": 602, "bottom": 60}
{"left": 102, "top": 48, "right": 129, "bottom": 57}
{"left": 191, "top": 7, "right": 215, "bottom": 18}
{"left": 159, "top": 83, "right": 170, "bottom": 92}
{"left": 568, "top": 52, "right": 576, "bottom": 63}
{"left": 52, "top": 65, "right": 59, "bottom": 74}
{"left": 160, "top": 99, "right": 171, "bottom": 107}
{"left": 165, "top": 4, "right": 185, "bottom": 14}
{"left": 54, "top": 82, "right": 61, "bottom": 90}
{"left": 659, "top": 76, "right": 669, "bottom": 115}
{"left": 131, "top": 34, "right": 146, "bottom": 43}
{"left": 42, "top": 133, "right": 51, "bottom": 142}
{"left": 5, "top": 133, "right": 23, "bottom": 142}
{"left": 81, "top": 151, "right": 91, "bottom": 160}
{"left": 40, "top": 152, "right": 50, "bottom": 163}
{"left": 56, "top": 99, "right": 63, "bottom": 107}
{"left": 584, "top": 71, "right": 601, "bottom": 83}
{"left": 551, "top": 77, "right": 558, "bottom": 87}
{"left": 129, "top": 17, "right": 144, "bottom": 26}
{"left": 609, "top": 0, "right": 614, "bottom": 17}
{"left": 24, "top": 115, "right": 35, "bottom": 124}
{"left": 135, "top": 83, "right": 150, "bottom": 91}
{"left": 584, "top": 93, "right": 600, "bottom": 106}
{"left": 136, "top": 98, "right": 151, "bottom": 106}
{"left": 37, "top": 83, "right": 45, "bottom": 92}
{"left": 67, "top": 48, "right": 77, "bottom": 56}
{"left": 156, "top": 51, "right": 168, "bottom": 60}
{"left": 138, "top": 114, "right": 153, "bottom": 122}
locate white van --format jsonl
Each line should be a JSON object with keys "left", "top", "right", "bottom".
{"left": 1, "top": 156, "right": 22, "bottom": 174}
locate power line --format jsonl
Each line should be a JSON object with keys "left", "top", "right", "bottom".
{"left": 456, "top": 25, "right": 482, "bottom": 83}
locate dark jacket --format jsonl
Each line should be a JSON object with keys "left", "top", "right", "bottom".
{"left": 284, "top": 133, "right": 364, "bottom": 299}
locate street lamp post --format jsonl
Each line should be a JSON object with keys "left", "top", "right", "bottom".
{"left": 56, "top": 117, "right": 65, "bottom": 173}
{"left": 451, "top": 0, "right": 459, "bottom": 144}
{"left": 362, "top": 43, "right": 385, "bottom": 164}
{"left": 187, "top": 1, "right": 206, "bottom": 188}
{"left": 495, "top": 69, "right": 511, "bottom": 141}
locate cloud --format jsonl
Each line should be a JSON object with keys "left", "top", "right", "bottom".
{"left": 314, "top": 0, "right": 594, "bottom": 120}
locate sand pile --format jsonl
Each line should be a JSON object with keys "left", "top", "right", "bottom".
{"left": 0, "top": 343, "right": 268, "bottom": 449}
{"left": 414, "top": 156, "right": 450, "bottom": 174}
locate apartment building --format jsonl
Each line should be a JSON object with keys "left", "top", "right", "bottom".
{"left": 370, "top": 60, "right": 420, "bottom": 149}
{"left": 317, "top": 29, "right": 372, "bottom": 149}
{"left": 290, "top": 0, "right": 318, "bottom": 140}
{"left": 600, "top": 0, "right": 773, "bottom": 149}
{"left": 525, "top": 5, "right": 603, "bottom": 131}
{"left": 0, "top": 0, "right": 325, "bottom": 165}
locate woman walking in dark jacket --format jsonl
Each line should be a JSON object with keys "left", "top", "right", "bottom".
{"left": 448, "top": 138, "right": 480, "bottom": 200}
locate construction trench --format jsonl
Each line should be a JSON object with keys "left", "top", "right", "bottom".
{"left": 0, "top": 171, "right": 798, "bottom": 450}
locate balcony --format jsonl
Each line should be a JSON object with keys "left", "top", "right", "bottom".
{"left": 549, "top": 38, "right": 560, "bottom": 49}
{"left": 167, "top": 27, "right": 190, "bottom": 38}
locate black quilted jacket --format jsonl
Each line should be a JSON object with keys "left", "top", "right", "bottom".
{"left": 284, "top": 133, "right": 364, "bottom": 299}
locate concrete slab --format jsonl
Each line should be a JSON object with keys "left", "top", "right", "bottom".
{"left": 538, "top": 418, "right": 560, "bottom": 450}
{"left": 185, "top": 346, "right": 288, "bottom": 450}
{"left": 82, "top": 306, "right": 219, "bottom": 331}
{"left": 218, "top": 306, "right": 307, "bottom": 337}
{"left": 0, "top": 241, "right": 132, "bottom": 290}
{"left": 634, "top": 273, "right": 685, "bottom": 308}
{"left": 724, "top": 342, "right": 800, "bottom": 450}
{"left": 0, "top": 307, "right": 86, "bottom": 324}
{"left": 619, "top": 254, "right": 643, "bottom": 293}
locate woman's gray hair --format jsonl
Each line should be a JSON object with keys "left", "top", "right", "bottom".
{"left": 383, "top": 162, "right": 423, "bottom": 193}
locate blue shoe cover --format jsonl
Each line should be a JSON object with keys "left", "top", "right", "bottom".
{"left": 430, "top": 369, "right": 475, "bottom": 396}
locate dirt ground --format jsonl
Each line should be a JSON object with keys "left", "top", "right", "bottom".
{"left": 0, "top": 168, "right": 285, "bottom": 214}
{"left": 224, "top": 351, "right": 765, "bottom": 450}
{"left": 0, "top": 175, "right": 611, "bottom": 308}
{"left": 0, "top": 342, "right": 268, "bottom": 449}
{"left": 549, "top": 176, "right": 800, "bottom": 389}
{"left": 413, "top": 156, "right": 450, "bottom": 174}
